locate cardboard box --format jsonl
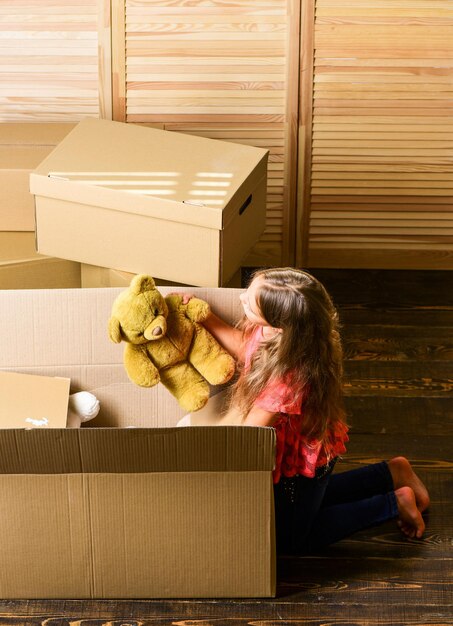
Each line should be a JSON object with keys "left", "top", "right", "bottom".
{"left": 30, "top": 118, "right": 268, "bottom": 287}
{"left": 0, "top": 232, "right": 81, "bottom": 289}
{"left": 80, "top": 263, "right": 243, "bottom": 289}
{"left": 0, "top": 123, "right": 74, "bottom": 230}
{"left": 80, "top": 263, "right": 188, "bottom": 288}
{"left": 0, "top": 371, "right": 70, "bottom": 428}
{"left": 0, "top": 285, "right": 276, "bottom": 599}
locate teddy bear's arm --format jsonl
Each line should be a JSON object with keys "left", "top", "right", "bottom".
{"left": 184, "top": 297, "right": 210, "bottom": 323}
{"left": 124, "top": 344, "right": 160, "bottom": 387}
{"left": 165, "top": 294, "right": 210, "bottom": 323}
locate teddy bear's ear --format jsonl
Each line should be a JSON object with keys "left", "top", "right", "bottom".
{"left": 130, "top": 274, "right": 156, "bottom": 295}
{"left": 108, "top": 316, "right": 122, "bottom": 343}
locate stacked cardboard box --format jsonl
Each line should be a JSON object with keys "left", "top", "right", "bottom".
{"left": 0, "top": 123, "right": 81, "bottom": 288}
{"left": 0, "top": 232, "right": 81, "bottom": 289}
{"left": 31, "top": 119, "right": 268, "bottom": 287}
{"left": 0, "top": 123, "right": 74, "bottom": 231}
{"left": 80, "top": 263, "right": 242, "bottom": 288}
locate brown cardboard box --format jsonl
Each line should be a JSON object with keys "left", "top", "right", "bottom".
{"left": 80, "top": 263, "right": 187, "bottom": 288}
{"left": 0, "top": 232, "right": 81, "bottom": 289}
{"left": 0, "top": 123, "right": 74, "bottom": 230}
{"left": 0, "top": 371, "right": 70, "bottom": 428}
{"left": 80, "top": 264, "right": 136, "bottom": 288}
{"left": 30, "top": 119, "right": 268, "bottom": 287}
{"left": 0, "top": 285, "right": 276, "bottom": 599}
{"left": 80, "top": 263, "right": 242, "bottom": 289}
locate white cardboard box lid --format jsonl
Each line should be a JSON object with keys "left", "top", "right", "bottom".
{"left": 30, "top": 118, "right": 269, "bottom": 230}
{"left": 0, "top": 371, "right": 70, "bottom": 429}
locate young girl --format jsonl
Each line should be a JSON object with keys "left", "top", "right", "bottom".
{"left": 181, "top": 267, "right": 430, "bottom": 554}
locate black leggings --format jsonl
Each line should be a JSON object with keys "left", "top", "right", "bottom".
{"left": 274, "top": 461, "right": 398, "bottom": 555}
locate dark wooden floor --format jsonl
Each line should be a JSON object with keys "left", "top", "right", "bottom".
{"left": 1, "top": 269, "right": 452, "bottom": 625}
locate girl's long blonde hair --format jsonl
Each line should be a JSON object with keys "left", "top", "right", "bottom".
{"left": 230, "top": 267, "right": 347, "bottom": 441}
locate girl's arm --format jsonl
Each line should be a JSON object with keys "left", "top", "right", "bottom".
{"left": 173, "top": 292, "right": 243, "bottom": 359}
{"left": 202, "top": 311, "right": 244, "bottom": 361}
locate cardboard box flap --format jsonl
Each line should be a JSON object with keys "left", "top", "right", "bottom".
{"left": 0, "top": 426, "right": 276, "bottom": 474}
{"left": 30, "top": 118, "right": 268, "bottom": 230}
{"left": 0, "top": 372, "right": 70, "bottom": 429}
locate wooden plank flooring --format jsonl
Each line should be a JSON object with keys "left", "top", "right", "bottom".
{"left": 1, "top": 269, "right": 452, "bottom": 625}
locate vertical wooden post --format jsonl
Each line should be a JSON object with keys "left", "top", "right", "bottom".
{"left": 111, "top": 0, "right": 126, "bottom": 122}
{"left": 282, "top": 0, "right": 302, "bottom": 267}
{"left": 297, "top": 0, "right": 315, "bottom": 267}
{"left": 99, "top": 0, "right": 113, "bottom": 120}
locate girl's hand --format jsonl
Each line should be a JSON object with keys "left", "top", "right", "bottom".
{"left": 167, "top": 294, "right": 243, "bottom": 360}
{"left": 168, "top": 292, "right": 193, "bottom": 305}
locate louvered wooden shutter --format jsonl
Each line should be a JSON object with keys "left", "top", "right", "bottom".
{"left": 0, "top": 0, "right": 100, "bottom": 122}
{"left": 112, "top": 0, "right": 300, "bottom": 267}
{"left": 304, "top": 0, "right": 453, "bottom": 269}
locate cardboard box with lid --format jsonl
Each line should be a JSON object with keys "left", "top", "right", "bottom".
{"left": 0, "top": 123, "right": 74, "bottom": 231}
{"left": 30, "top": 119, "right": 269, "bottom": 287}
{"left": 0, "top": 285, "right": 276, "bottom": 599}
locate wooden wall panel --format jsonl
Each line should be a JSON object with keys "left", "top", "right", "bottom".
{"left": 301, "top": 0, "right": 453, "bottom": 269}
{"left": 0, "top": 0, "right": 101, "bottom": 122}
{"left": 112, "top": 0, "right": 300, "bottom": 267}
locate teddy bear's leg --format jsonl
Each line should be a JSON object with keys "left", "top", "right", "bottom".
{"left": 189, "top": 325, "right": 236, "bottom": 386}
{"left": 159, "top": 362, "right": 210, "bottom": 412}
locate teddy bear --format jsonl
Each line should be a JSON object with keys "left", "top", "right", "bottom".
{"left": 108, "top": 274, "right": 235, "bottom": 412}
{"left": 67, "top": 391, "right": 100, "bottom": 428}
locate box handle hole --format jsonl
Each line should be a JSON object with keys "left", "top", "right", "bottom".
{"left": 239, "top": 194, "right": 252, "bottom": 215}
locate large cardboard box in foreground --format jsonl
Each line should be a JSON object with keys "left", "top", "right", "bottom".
{"left": 0, "top": 285, "right": 276, "bottom": 599}
{"left": 0, "top": 123, "right": 74, "bottom": 230}
{"left": 30, "top": 119, "right": 269, "bottom": 287}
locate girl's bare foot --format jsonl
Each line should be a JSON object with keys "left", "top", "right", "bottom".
{"left": 388, "top": 456, "right": 430, "bottom": 512}
{"left": 395, "top": 486, "right": 425, "bottom": 539}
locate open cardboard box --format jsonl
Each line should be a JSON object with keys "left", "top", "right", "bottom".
{"left": 30, "top": 119, "right": 268, "bottom": 287}
{"left": 0, "top": 285, "right": 276, "bottom": 599}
